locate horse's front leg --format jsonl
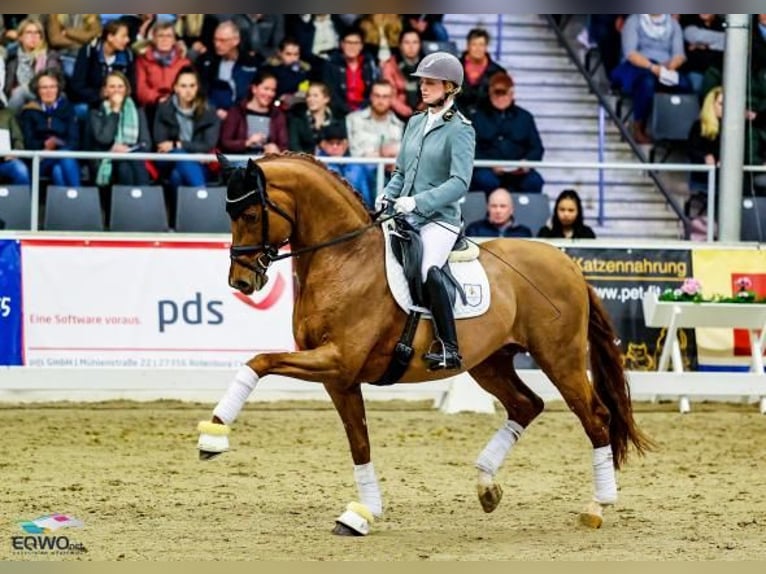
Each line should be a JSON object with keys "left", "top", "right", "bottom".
{"left": 324, "top": 384, "right": 382, "bottom": 537}
{"left": 197, "top": 346, "right": 343, "bottom": 458}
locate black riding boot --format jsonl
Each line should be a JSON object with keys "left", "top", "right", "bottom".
{"left": 422, "top": 266, "right": 462, "bottom": 370}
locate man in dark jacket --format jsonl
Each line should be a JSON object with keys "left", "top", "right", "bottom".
{"left": 470, "top": 71, "right": 545, "bottom": 194}
{"left": 456, "top": 27, "right": 506, "bottom": 116}
{"left": 195, "top": 20, "right": 260, "bottom": 120}
{"left": 465, "top": 187, "right": 532, "bottom": 238}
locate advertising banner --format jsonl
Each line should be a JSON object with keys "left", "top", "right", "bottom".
{"left": 0, "top": 239, "right": 23, "bottom": 365}
{"left": 562, "top": 246, "right": 695, "bottom": 371}
{"left": 21, "top": 239, "right": 294, "bottom": 369}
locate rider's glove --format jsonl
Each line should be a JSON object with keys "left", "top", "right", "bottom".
{"left": 394, "top": 196, "right": 417, "bottom": 214}
{"left": 374, "top": 194, "right": 391, "bottom": 211}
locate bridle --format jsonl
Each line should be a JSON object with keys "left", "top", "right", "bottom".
{"left": 226, "top": 163, "right": 396, "bottom": 276}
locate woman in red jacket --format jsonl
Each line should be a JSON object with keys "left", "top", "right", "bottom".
{"left": 218, "top": 69, "right": 287, "bottom": 156}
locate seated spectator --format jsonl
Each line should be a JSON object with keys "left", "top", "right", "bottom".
{"left": 195, "top": 20, "right": 260, "bottom": 121}
{"left": 5, "top": 18, "right": 62, "bottom": 111}
{"left": 19, "top": 68, "right": 80, "bottom": 187}
{"left": 315, "top": 121, "right": 373, "bottom": 208}
{"left": 153, "top": 66, "right": 220, "bottom": 189}
{"left": 263, "top": 37, "right": 311, "bottom": 111}
{"left": 610, "top": 14, "right": 691, "bottom": 144}
{"left": 285, "top": 14, "right": 345, "bottom": 76}
{"left": 464, "top": 187, "right": 532, "bottom": 238}
{"left": 471, "top": 71, "right": 544, "bottom": 194}
{"left": 230, "top": 14, "right": 284, "bottom": 61}
{"left": 538, "top": 189, "right": 596, "bottom": 239}
{"left": 585, "top": 15, "right": 624, "bottom": 80}
{"left": 346, "top": 80, "right": 403, "bottom": 191}
{"left": 680, "top": 15, "right": 724, "bottom": 97}
{"left": 456, "top": 27, "right": 506, "bottom": 116}
{"left": 134, "top": 21, "right": 192, "bottom": 123}
{"left": 687, "top": 86, "right": 722, "bottom": 192}
{"left": 380, "top": 29, "right": 423, "bottom": 121}
{"left": 69, "top": 18, "right": 135, "bottom": 114}
{"left": 358, "top": 14, "right": 402, "bottom": 65}
{"left": 218, "top": 69, "right": 287, "bottom": 156}
{"left": 45, "top": 14, "right": 101, "bottom": 79}
{"left": 402, "top": 15, "right": 448, "bottom": 42}
{"left": 322, "top": 28, "right": 379, "bottom": 116}
{"left": 174, "top": 14, "right": 218, "bottom": 63}
{"left": 747, "top": 14, "right": 766, "bottom": 166}
{"left": 287, "top": 80, "right": 335, "bottom": 153}
{"left": 88, "top": 70, "right": 151, "bottom": 186}
{"left": 0, "top": 98, "right": 31, "bottom": 184}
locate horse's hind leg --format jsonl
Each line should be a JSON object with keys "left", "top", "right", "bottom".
{"left": 469, "top": 346, "right": 544, "bottom": 513}
{"left": 324, "top": 384, "right": 382, "bottom": 537}
{"left": 536, "top": 338, "right": 615, "bottom": 528}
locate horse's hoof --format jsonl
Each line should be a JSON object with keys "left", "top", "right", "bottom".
{"left": 477, "top": 482, "right": 503, "bottom": 513}
{"left": 578, "top": 500, "right": 604, "bottom": 529}
{"left": 198, "top": 450, "right": 223, "bottom": 461}
{"left": 332, "top": 521, "right": 364, "bottom": 536}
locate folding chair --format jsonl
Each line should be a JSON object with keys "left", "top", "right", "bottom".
{"left": 175, "top": 186, "right": 230, "bottom": 233}
{"left": 44, "top": 186, "right": 104, "bottom": 231}
{"left": 109, "top": 185, "right": 168, "bottom": 232}
{"left": 0, "top": 185, "right": 31, "bottom": 230}
{"left": 422, "top": 40, "right": 459, "bottom": 57}
{"left": 648, "top": 93, "right": 700, "bottom": 163}
{"left": 511, "top": 192, "right": 551, "bottom": 236}
{"left": 461, "top": 192, "right": 488, "bottom": 228}
{"left": 741, "top": 197, "right": 766, "bottom": 242}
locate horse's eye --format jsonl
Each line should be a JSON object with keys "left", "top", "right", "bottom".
{"left": 242, "top": 212, "right": 259, "bottom": 224}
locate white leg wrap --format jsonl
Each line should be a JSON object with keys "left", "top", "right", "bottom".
{"left": 592, "top": 445, "right": 618, "bottom": 505}
{"left": 475, "top": 420, "right": 525, "bottom": 477}
{"left": 212, "top": 366, "right": 259, "bottom": 424}
{"left": 353, "top": 462, "right": 383, "bottom": 517}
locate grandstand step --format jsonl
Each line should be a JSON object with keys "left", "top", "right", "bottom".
{"left": 544, "top": 149, "right": 643, "bottom": 163}
{"left": 522, "top": 100, "right": 604, "bottom": 119}
{"left": 501, "top": 54, "right": 579, "bottom": 73}
{"left": 589, "top": 220, "right": 683, "bottom": 239}
{"left": 543, "top": 168, "right": 656, "bottom": 186}
{"left": 581, "top": 200, "right": 678, "bottom": 220}
{"left": 511, "top": 74, "right": 589, "bottom": 88}
{"left": 514, "top": 85, "right": 600, "bottom": 103}
{"left": 534, "top": 117, "right": 622, "bottom": 134}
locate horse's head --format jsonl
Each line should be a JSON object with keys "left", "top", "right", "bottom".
{"left": 219, "top": 154, "right": 295, "bottom": 295}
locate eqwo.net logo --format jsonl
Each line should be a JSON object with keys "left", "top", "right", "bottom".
{"left": 12, "top": 513, "right": 86, "bottom": 554}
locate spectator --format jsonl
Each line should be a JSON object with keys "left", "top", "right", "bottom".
{"left": 346, "top": 79, "right": 403, "bottom": 196}
{"left": 680, "top": 14, "right": 724, "bottom": 97}
{"left": 174, "top": 14, "right": 219, "bottom": 62}
{"left": 263, "top": 37, "right": 311, "bottom": 110}
{"left": 464, "top": 187, "right": 532, "bottom": 238}
{"left": 88, "top": 70, "right": 151, "bottom": 186}
{"left": 230, "top": 14, "right": 284, "bottom": 61}
{"left": 402, "top": 15, "right": 448, "bottom": 42}
{"left": 134, "top": 21, "right": 192, "bottom": 122}
{"left": 358, "top": 14, "right": 402, "bottom": 65}
{"left": 586, "top": 15, "right": 625, "bottom": 80}
{"left": 538, "top": 189, "right": 596, "bottom": 239}
{"left": 45, "top": 14, "right": 101, "bottom": 78}
{"left": 748, "top": 14, "right": 766, "bottom": 165}
{"left": 687, "top": 86, "right": 722, "bottom": 192}
{"left": 471, "top": 71, "right": 545, "bottom": 194}
{"left": 195, "top": 20, "right": 260, "bottom": 121}
{"left": 456, "top": 27, "right": 505, "bottom": 116}
{"left": 0, "top": 98, "right": 31, "bottom": 184}
{"left": 153, "top": 66, "right": 220, "bottom": 189}
{"left": 19, "top": 68, "right": 81, "bottom": 187}
{"left": 69, "top": 18, "right": 135, "bottom": 113}
{"left": 315, "top": 121, "right": 372, "bottom": 208}
{"left": 4, "top": 18, "right": 62, "bottom": 111}
{"left": 322, "top": 28, "right": 379, "bottom": 116}
{"left": 219, "top": 69, "right": 287, "bottom": 156}
{"left": 380, "top": 29, "right": 423, "bottom": 121}
{"left": 287, "top": 80, "right": 335, "bottom": 153}
{"left": 1, "top": 15, "right": 27, "bottom": 53}
{"left": 610, "top": 14, "right": 691, "bottom": 144}
{"left": 285, "top": 14, "right": 345, "bottom": 74}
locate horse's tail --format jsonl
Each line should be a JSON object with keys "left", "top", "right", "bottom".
{"left": 586, "top": 285, "right": 655, "bottom": 469}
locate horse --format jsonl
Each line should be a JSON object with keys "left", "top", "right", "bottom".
{"left": 198, "top": 152, "right": 653, "bottom": 536}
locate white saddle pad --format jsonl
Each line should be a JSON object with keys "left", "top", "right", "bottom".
{"left": 383, "top": 220, "right": 490, "bottom": 319}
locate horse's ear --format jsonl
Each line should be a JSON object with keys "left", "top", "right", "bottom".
{"left": 217, "top": 152, "right": 236, "bottom": 184}
{"left": 245, "top": 158, "right": 265, "bottom": 189}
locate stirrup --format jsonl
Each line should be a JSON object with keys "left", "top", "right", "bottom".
{"left": 423, "top": 340, "right": 462, "bottom": 370}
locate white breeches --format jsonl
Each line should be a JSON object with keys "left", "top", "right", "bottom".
{"left": 419, "top": 221, "right": 461, "bottom": 282}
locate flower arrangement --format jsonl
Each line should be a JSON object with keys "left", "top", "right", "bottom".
{"left": 659, "top": 277, "right": 765, "bottom": 303}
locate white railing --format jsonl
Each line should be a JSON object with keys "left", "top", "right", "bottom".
{"left": 7, "top": 150, "right": 721, "bottom": 239}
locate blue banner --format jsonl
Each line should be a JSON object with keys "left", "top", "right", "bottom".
{"left": 0, "top": 240, "right": 23, "bottom": 365}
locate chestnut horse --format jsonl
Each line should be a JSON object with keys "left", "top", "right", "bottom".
{"left": 199, "top": 153, "right": 652, "bottom": 535}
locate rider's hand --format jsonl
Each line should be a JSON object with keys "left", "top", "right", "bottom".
{"left": 374, "top": 194, "right": 391, "bottom": 211}
{"left": 394, "top": 196, "right": 417, "bottom": 214}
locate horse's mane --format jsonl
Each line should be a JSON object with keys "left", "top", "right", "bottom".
{"left": 259, "top": 152, "right": 373, "bottom": 222}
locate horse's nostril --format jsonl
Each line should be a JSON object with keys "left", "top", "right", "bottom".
{"left": 232, "top": 279, "right": 251, "bottom": 291}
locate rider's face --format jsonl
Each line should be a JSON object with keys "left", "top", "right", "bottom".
{"left": 419, "top": 78, "right": 446, "bottom": 105}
